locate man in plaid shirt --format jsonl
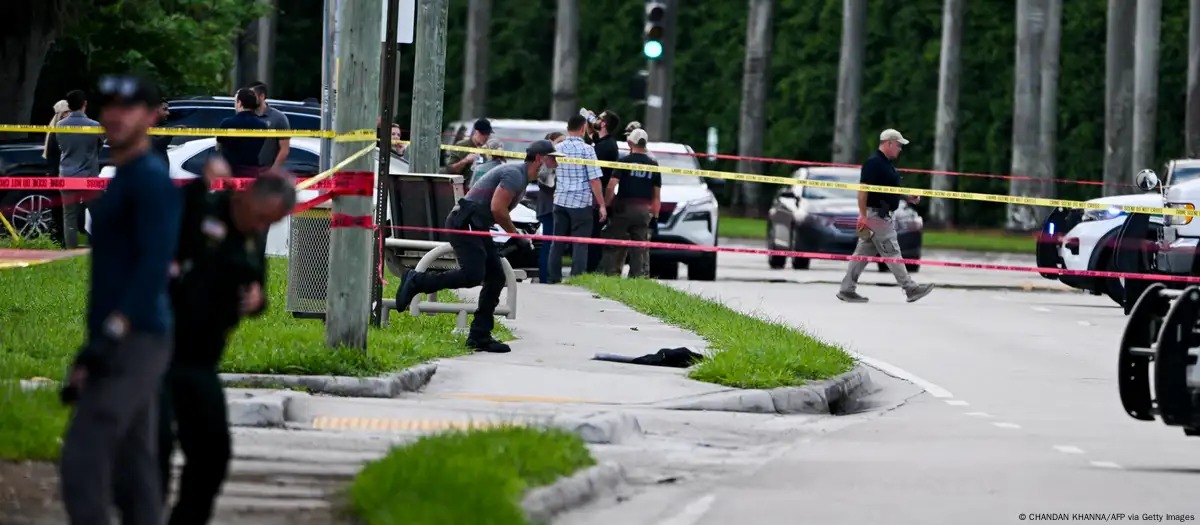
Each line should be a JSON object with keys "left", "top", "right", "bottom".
{"left": 547, "top": 114, "right": 608, "bottom": 283}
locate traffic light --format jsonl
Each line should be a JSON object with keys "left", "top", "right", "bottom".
{"left": 644, "top": 1, "right": 668, "bottom": 60}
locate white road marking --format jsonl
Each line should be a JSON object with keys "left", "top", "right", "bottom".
{"left": 1077, "top": 321, "right": 1093, "bottom": 326}
{"left": 1053, "top": 445, "right": 1086, "bottom": 455}
{"left": 945, "top": 400, "right": 970, "bottom": 406}
{"left": 993, "top": 422, "right": 1022, "bottom": 429}
{"left": 850, "top": 353, "right": 954, "bottom": 399}
{"left": 965, "top": 412, "right": 993, "bottom": 418}
{"left": 1032, "top": 306, "right": 1052, "bottom": 313}
{"left": 1090, "top": 461, "right": 1122, "bottom": 469}
{"left": 658, "top": 494, "right": 717, "bottom": 525}
{"left": 991, "top": 295, "right": 1008, "bottom": 301}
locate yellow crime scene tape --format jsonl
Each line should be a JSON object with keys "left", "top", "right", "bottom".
{"left": 0, "top": 124, "right": 378, "bottom": 142}
{"left": 440, "top": 143, "right": 1200, "bottom": 219}
{"left": 4, "top": 121, "right": 1197, "bottom": 218}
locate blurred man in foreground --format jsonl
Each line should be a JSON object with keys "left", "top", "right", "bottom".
{"left": 59, "top": 74, "right": 181, "bottom": 525}
{"left": 157, "top": 160, "right": 295, "bottom": 525}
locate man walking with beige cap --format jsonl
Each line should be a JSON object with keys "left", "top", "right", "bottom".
{"left": 837, "top": 129, "right": 934, "bottom": 303}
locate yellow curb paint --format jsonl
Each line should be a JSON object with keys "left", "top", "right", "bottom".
{"left": 436, "top": 394, "right": 597, "bottom": 404}
{"left": 311, "top": 416, "right": 528, "bottom": 433}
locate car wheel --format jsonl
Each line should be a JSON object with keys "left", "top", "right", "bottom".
{"left": 906, "top": 263, "right": 920, "bottom": 273}
{"left": 650, "top": 260, "right": 679, "bottom": 280}
{"left": 876, "top": 262, "right": 888, "bottom": 272}
{"left": 688, "top": 253, "right": 717, "bottom": 281}
{"left": 768, "top": 224, "right": 787, "bottom": 269}
{"left": 1097, "top": 249, "right": 1125, "bottom": 305}
{"left": 791, "top": 257, "right": 810, "bottom": 270}
{"left": 0, "top": 191, "right": 59, "bottom": 240}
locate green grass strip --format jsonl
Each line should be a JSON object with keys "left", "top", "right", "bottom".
{"left": 348, "top": 426, "right": 595, "bottom": 525}
{"left": 570, "top": 274, "right": 855, "bottom": 389}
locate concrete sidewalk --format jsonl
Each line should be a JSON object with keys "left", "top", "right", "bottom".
{"left": 423, "top": 283, "right": 731, "bottom": 406}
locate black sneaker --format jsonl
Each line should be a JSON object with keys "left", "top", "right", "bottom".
{"left": 395, "top": 270, "right": 420, "bottom": 311}
{"left": 836, "top": 291, "right": 869, "bottom": 303}
{"left": 905, "top": 283, "right": 935, "bottom": 303}
{"left": 466, "top": 336, "right": 511, "bottom": 353}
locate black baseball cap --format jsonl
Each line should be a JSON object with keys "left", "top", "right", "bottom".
{"left": 97, "top": 75, "right": 161, "bottom": 108}
{"left": 474, "top": 118, "right": 493, "bottom": 135}
{"left": 526, "top": 140, "right": 564, "bottom": 157}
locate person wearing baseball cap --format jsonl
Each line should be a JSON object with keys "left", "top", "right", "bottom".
{"left": 599, "top": 126, "right": 661, "bottom": 278}
{"left": 836, "top": 128, "right": 934, "bottom": 304}
{"left": 443, "top": 117, "right": 493, "bottom": 175}
{"left": 395, "top": 139, "right": 562, "bottom": 354}
{"left": 59, "top": 74, "right": 182, "bottom": 524}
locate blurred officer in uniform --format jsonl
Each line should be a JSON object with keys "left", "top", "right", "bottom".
{"left": 59, "top": 74, "right": 181, "bottom": 525}
{"left": 157, "top": 162, "right": 295, "bottom": 525}
{"left": 837, "top": 129, "right": 934, "bottom": 304}
{"left": 396, "top": 140, "right": 563, "bottom": 353}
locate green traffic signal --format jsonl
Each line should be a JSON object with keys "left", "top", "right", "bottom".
{"left": 643, "top": 40, "right": 663, "bottom": 59}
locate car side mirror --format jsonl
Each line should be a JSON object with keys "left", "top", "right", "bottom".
{"left": 1135, "top": 169, "right": 1161, "bottom": 192}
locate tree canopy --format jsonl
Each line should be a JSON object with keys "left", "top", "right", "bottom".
{"left": 21, "top": 0, "right": 1197, "bottom": 225}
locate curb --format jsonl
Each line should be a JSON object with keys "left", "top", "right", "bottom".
{"left": 653, "top": 363, "right": 876, "bottom": 415}
{"left": 520, "top": 462, "right": 626, "bottom": 524}
{"left": 227, "top": 390, "right": 311, "bottom": 427}
{"left": 219, "top": 363, "right": 438, "bottom": 398}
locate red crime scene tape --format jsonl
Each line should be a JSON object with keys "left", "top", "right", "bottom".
{"left": 379, "top": 224, "right": 1200, "bottom": 285}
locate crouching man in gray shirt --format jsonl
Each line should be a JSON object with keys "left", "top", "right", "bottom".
{"left": 394, "top": 140, "right": 563, "bottom": 353}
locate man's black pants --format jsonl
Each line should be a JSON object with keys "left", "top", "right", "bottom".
{"left": 157, "top": 360, "right": 230, "bottom": 525}
{"left": 586, "top": 207, "right": 603, "bottom": 273}
{"left": 407, "top": 203, "right": 506, "bottom": 340}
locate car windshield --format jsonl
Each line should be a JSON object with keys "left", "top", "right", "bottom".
{"left": 487, "top": 127, "right": 562, "bottom": 154}
{"left": 1170, "top": 166, "right": 1200, "bottom": 186}
{"left": 801, "top": 173, "right": 858, "bottom": 199}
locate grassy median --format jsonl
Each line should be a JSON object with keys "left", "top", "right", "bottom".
{"left": 720, "top": 216, "right": 1034, "bottom": 254}
{"left": 571, "top": 274, "right": 854, "bottom": 389}
{"left": 348, "top": 426, "right": 595, "bottom": 525}
{"left": 0, "top": 255, "right": 513, "bottom": 460}
{"left": 0, "top": 236, "right": 62, "bottom": 250}
{"left": 0, "top": 255, "right": 511, "bottom": 381}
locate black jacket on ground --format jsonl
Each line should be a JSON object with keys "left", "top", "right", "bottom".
{"left": 170, "top": 178, "right": 267, "bottom": 365}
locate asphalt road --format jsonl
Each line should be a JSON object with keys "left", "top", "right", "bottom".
{"left": 706, "top": 240, "right": 1079, "bottom": 293}
{"left": 605, "top": 280, "right": 1200, "bottom": 524}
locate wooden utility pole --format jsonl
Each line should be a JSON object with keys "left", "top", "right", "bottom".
{"left": 409, "top": 0, "right": 449, "bottom": 175}
{"left": 832, "top": 0, "right": 867, "bottom": 165}
{"left": 550, "top": 0, "right": 579, "bottom": 121}
{"left": 1006, "top": 0, "right": 1045, "bottom": 232}
{"left": 1104, "top": 0, "right": 1136, "bottom": 195}
{"left": 1133, "top": 0, "right": 1162, "bottom": 175}
{"left": 644, "top": 0, "right": 679, "bottom": 141}
{"left": 326, "top": 0, "right": 382, "bottom": 349}
{"left": 735, "top": 0, "right": 774, "bottom": 217}
{"left": 1189, "top": 0, "right": 1200, "bottom": 158}
{"left": 461, "top": 0, "right": 491, "bottom": 121}
{"left": 1038, "top": 0, "right": 1062, "bottom": 199}
{"left": 931, "top": 0, "right": 966, "bottom": 229}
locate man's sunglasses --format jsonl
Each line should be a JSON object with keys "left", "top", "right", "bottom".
{"left": 98, "top": 75, "right": 141, "bottom": 98}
